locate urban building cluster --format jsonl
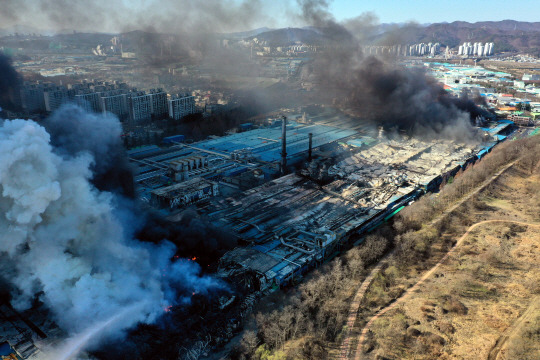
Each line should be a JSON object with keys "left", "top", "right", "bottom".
{"left": 16, "top": 80, "right": 196, "bottom": 123}
{"left": 513, "top": 73, "right": 540, "bottom": 94}
{"left": 191, "top": 89, "right": 231, "bottom": 115}
{"left": 522, "top": 73, "right": 540, "bottom": 81}
{"left": 488, "top": 54, "right": 540, "bottom": 63}
{"left": 247, "top": 39, "right": 319, "bottom": 57}
{"left": 458, "top": 42, "right": 495, "bottom": 56}
{"left": 363, "top": 45, "right": 401, "bottom": 56}
{"left": 361, "top": 41, "right": 495, "bottom": 59}
{"left": 363, "top": 43, "right": 442, "bottom": 57}
{"left": 406, "top": 42, "right": 441, "bottom": 56}
{"left": 168, "top": 93, "right": 196, "bottom": 120}
{"left": 425, "top": 62, "right": 540, "bottom": 125}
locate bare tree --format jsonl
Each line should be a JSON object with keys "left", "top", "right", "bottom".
{"left": 181, "top": 336, "right": 211, "bottom": 360}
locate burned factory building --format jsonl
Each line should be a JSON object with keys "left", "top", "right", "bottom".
{"left": 126, "top": 105, "right": 515, "bottom": 295}
{"left": 151, "top": 177, "right": 219, "bottom": 209}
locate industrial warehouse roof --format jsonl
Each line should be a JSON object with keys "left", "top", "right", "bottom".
{"left": 212, "top": 127, "right": 517, "bottom": 290}
{"left": 194, "top": 122, "right": 356, "bottom": 162}
{"left": 151, "top": 177, "right": 215, "bottom": 198}
{"left": 480, "top": 120, "right": 514, "bottom": 135}
{"left": 221, "top": 247, "right": 280, "bottom": 274}
{"left": 130, "top": 121, "right": 357, "bottom": 196}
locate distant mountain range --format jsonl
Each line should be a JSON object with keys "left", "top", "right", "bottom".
{"left": 2, "top": 20, "right": 540, "bottom": 55}
{"left": 246, "top": 26, "right": 354, "bottom": 46}
{"left": 404, "top": 20, "right": 540, "bottom": 53}
{"left": 0, "top": 25, "right": 93, "bottom": 37}
{"left": 246, "top": 20, "right": 540, "bottom": 54}
{"left": 222, "top": 27, "right": 273, "bottom": 40}
{"left": 0, "top": 25, "right": 48, "bottom": 37}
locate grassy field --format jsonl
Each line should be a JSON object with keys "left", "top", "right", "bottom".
{"left": 364, "top": 165, "right": 540, "bottom": 360}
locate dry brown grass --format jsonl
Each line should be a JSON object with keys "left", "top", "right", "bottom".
{"left": 501, "top": 308, "right": 540, "bottom": 360}
{"left": 366, "top": 166, "right": 540, "bottom": 360}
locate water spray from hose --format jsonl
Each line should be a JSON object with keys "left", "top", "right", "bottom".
{"left": 44, "top": 302, "right": 148, "bottom": 360}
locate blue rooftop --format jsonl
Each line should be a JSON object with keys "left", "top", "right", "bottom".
{"left": 193, "top": 122, "right": 356, "bottom": 162}
{"left": 0, "top": 342, "right": 21, "bottom": 359}
{"left": 480, "top": 121, "right": 513, "bottom": 135}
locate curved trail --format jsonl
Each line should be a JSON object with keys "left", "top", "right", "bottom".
{"left": 339, "top": 250, "right": 394, "bottom": 359}
{"left": 353, "top": 220, "right": 540, "bottom": 360}
{"left": 338, "top": 160, "right": 518, "bottom": 359}
{"left": 487, "top": 296, "right": 539, "bottom": 360}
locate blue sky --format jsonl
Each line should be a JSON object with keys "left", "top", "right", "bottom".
{"left": 329, "top": 0, "right": 540, "bottom": 24}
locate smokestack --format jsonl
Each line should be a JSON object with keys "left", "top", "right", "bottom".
{"left": 308, "top": 132, "right": 313, "bottom": 162}
{"left": 281, "top": 116, "right": 287, "bottom": 175}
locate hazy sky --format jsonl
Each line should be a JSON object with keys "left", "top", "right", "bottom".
{"left": 3, "top": 0, "right": 540, "bottom": 33}
{"left": 331, "top": 0, "right": 540, "bottom": 24}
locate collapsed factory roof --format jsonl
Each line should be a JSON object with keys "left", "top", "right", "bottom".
{"left": 336, "top": 139, "right": 476, "bottom": 186}
{"left": 212, "top": 168, "right": 413, "bottom": 290}
{"left": 151, "top": 177, "right": 219, "bottom": 209}
{"left": 126, "top": 111, "right": 514, "bottom": 292}
{"left": 211, "top": 127, "right": 512, "bottom": 291}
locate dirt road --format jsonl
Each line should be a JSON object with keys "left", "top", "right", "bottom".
{"left": 487, "top": 296, "right": 540, "bottom": 360}
{"left": 338, "top": 251, "right": 394, "bottom": 359}
{"left": 340, "top": 160, "right": 518, "bottom": 360}
{"left": 353, "top": 220, "right": 540, "bottom": 360}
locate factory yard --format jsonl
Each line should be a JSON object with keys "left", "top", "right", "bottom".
{"left": 356, "top": 155, "right": 540, "bottom": 359}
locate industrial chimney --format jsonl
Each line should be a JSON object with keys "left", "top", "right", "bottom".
{"left": 308, "top": 132, "right": 313, "bottom": 162}
{"left": 281, "top": 116, "right": 287, "bottom": 175}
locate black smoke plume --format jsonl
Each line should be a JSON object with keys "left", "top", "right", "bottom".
{"left": 0, "top": 54, "right": 21, "bottom": 112}
{"left": 0, "top": 0, "right": 271, "bottom": 35}
{"left": 0, "top": 0, "right": 280, "bottom": 73}
{"left": 298, "top": 0, "right": 490, "bottom": 140}
{"left": 43, "top": 104, "right": 135, "bottom": 197}
{"left": 316, "top": 55, "right": 490, "bottom": 139}
{"left": 137, "top": 210, "right": 237, "bottom": 266}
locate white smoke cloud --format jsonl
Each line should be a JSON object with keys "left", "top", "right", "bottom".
{"left": 0, "top": 115, "right": 224, "bottom": 355}
{"left": 0, "top": 119, "right": 61, "bottom": 255}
